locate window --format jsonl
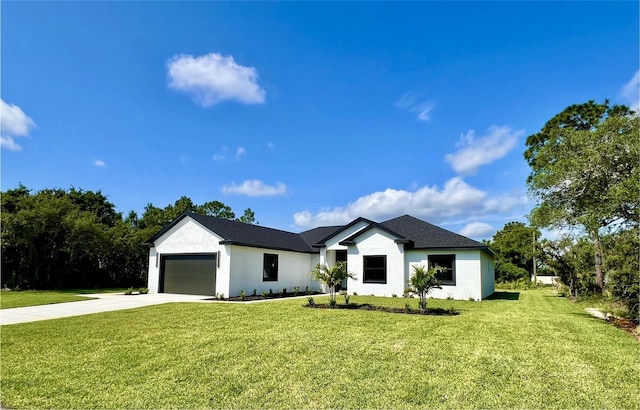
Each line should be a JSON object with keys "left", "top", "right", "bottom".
{"left": 363, "top": 255, "right": 386, "bottom": 284}
{"left": 429, "top": 254, "right": 455, "bottom": 285}
{"left": 263, "top": 253, "right": 278, "bottom": 281}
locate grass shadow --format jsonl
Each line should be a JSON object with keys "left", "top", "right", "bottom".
{"left": 486, "top": 291, "right": 520, "bottom": 301}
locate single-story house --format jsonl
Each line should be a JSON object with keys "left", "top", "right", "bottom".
{"left": 145, "top": 212, "right": 495, "bottom": 300}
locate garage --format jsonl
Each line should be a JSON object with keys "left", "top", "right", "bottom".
{"left": 160, "top": 254, "right": 216, "bottom": 296}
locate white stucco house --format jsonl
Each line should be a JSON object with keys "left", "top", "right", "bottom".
{"left": 145, "top": 213, "right": 495, "bottom": 300}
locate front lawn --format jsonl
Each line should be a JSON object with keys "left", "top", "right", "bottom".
{"left": 1, "top": 289, "right": 637, "bottom": 409}
{"left": 0, "top": 288, "right": 124, "bottom": 309}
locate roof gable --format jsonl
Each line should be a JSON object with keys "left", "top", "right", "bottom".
{"left": 338, "top": 222, "right": 410, "bottom": 246}
{"left": 312, "top": 217, "right": 375, "bottom": 247}
{"left": 147, "top": 212, "right": 317, "bottom": 254}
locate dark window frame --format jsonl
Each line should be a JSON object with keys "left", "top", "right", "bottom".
{"left": 263, "top": 253, "right": 279, "bottom": 282}
{"left": 363, "top": 255, "right": 387, "bottom": 284}
{"left": 428, "top": 254, "right": 456, "bottom": 285}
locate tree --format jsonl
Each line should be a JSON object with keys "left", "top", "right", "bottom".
{"left": 524, "top": 100, "right": 638, "bottom": 291}
{"left": 406, "top": 265, "right": 443, "bottom": 313}
{"left": 602, "top": 229, "right": 639, "bottom": 317}
{"left": 488, "top": 222, "right": 540, "bottom": 282}
{"left": 238, "top": 208, "right": 256, "bottom": 224}
{"left": 197, "top": 200, "right": 235, "bottom": 220}
{"left": 308, "top": 261, "right": 355, "bottom": 306}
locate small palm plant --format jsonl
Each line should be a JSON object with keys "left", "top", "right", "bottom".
{"left": 406, "top": 265, "right": 443, "bottom": 313}
{"left": 308, "top": 261, "right": 355, "bottom": 306}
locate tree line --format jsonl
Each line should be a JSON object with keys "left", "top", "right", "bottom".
{"left": 488, "top": 100, "right": 638, "bottom": 317}
{"left": 1, "top": 187, "right": 255, "bottom": 289}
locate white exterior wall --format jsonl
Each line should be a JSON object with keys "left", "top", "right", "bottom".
{"left": 405, "top": 250, "right": 485, "bottom": 301}
{"left": 480, "top": 252, "right": 495, "bottom": 298}
{"left": 347, "top": 228, "right": 406, "bottom": 297}
{"left": 228, "top": 246, "right": 319, "bottom": 297}
{"left": 147, "top": 217, "right": 230, "bottom": 296}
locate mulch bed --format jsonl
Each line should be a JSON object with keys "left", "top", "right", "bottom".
{"left": 220, "top": 291, "right": 322, "bottom": 302}
{"left": 304, "top": 303, "right": 459, "bottom": 316}
{"left": 609, "top": 316, "right": 640, "bottom": 342}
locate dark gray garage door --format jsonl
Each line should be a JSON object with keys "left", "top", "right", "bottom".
{"left": 160, "top": 254, "right": 216, "bottom": 296}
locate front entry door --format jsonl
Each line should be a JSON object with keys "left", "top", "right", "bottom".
{"left": 336, "top": 250, "right": 348, "bottom": 291}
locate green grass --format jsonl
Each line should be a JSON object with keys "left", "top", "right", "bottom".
{"left": 1, "top": 289, "right": 638, "bottom": 409}
{"left": 0, "top": 288, "right": 125, "bottom": 309}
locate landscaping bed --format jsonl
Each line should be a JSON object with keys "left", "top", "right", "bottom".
{"left": 220, "top": 290, "right": 322, "bottom": 302}
{"left": 304, "top": 302, "right": 459, "bottom": 315}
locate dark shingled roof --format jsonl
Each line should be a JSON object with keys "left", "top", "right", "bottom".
{"left": 146, "top": 213, "right": 491, "bottom": 255}
{"left": 147, "top": 212, "right": 316, "bottom": 253}
{"left": 379, "top": 215, "right": 489, "bottom": 250}
{"left": 298, "top": 225, "right": 343, "bottom": 249}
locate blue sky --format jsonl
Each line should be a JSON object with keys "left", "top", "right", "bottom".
{"left": 2, "top": 1, "right": 638, "bottom": 239}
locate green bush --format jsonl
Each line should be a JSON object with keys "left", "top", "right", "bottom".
{"left": 124, "top": 287, "right": 134, "bottom": 295}
{"left": 240, "top": 290, "right": 246, "bottom": 301}
{"left": 306, "top": 296, "right": 315, "bottom": 306}
{"left": 497, "top": 278, "right": 544, "bottom": 290}
{"left": 496, "top": 261, "right": 529, "bottom": 282}
{"left": 138, "top": 287, "right": 148, "bottom": 294}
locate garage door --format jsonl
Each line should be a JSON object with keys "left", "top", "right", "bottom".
{"left": 160, "top": 254, "right": 216, "bottom": 296}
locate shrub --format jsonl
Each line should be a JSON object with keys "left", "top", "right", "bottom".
{"left": 282, "top": 288, "right": 287, "bottom": 295}
{"left": 306, "top": 296, "right": 315, "bottom": 306}
{"left": 293, "top": 286, "right": 299, "bottom": 296}
{"left": 308, "top": 262, "right": 356, "bottom": 305}
{"left": 391, "top": 294, "right": 397, "bottom": 298}
{"left": 252, "top": 289, "right": 257, "bottom": 297}
{"left": 261, "top": 290, "right": 268, "bottom": 297}
{"left": 344, "top": 294, "right": 350, "bottom": 305}
{"left": 240, "top": 290, "right": 246, "bottom": 301}
{"left": 497, "top": 278, "right": 544, "bottom": 290}
{"left": 269, "top": 289, "right": 273, "bottom": 296}
{"left": 124, "top": 287, "right": 134, "bottom": 295}
{"left": 278, "top": 290, "right": 284, "bottom": 297}
{"left": 305, "top": 286, "right": 311, "bottom": 295}
{"left": 138, "top": 287, "right": 149, "bottom": 294}
{"left": 329, "top": 299, "right": 337, "bottom": 309}
{"left": 352, "top": 292, "right": 358, "bottom": 296}
{"left": 406, "top": 265, "right": 443, "bottom": 313}
{"left": 404, "top": 303, "right": 411, "bottom": 314}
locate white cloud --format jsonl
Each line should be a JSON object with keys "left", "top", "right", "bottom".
{"left": 0, "top": 136, "right": 22, "bottom": 151}
{"left": 416, "top": 101, "right": 436, "bottom": 121}
{"left": 1, "top": 99, "right": 36, "bottom": 151}
{"left": 395, "top": 92, "right": 417, "bottom": 109}
{"left": 620, "top": 70, "right": 640, "bottom": 112}
{"left": 445, "top": 125, "right": 523, "bottom": 175}
{"left": 235, "top": 146, "right": 246, "bottom": 160}
{"left": 294, "top": 178, "right": 531, "bottom": 229}
{"left": 395, "top": 92, "right": 436, "bottom": 121}
{"left": 222, "top": 180, "right": 287, "bottom": 197}
{"left": 459, "top": 222, "right": 494, "bottom": 239}
{"left": 294, "top": 177, "right": 493, "bottom": 228}
{"left": 94, "top": 159, "right": 107, "bottom": 167}
{"left": 167, "top": 52, "right": 266, "bottom": 106}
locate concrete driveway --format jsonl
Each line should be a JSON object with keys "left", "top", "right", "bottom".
{"left": 0, "top": 293, "right": 213, "bottom": 326}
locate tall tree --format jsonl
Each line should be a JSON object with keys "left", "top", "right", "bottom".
{"left": 238, "top": 208, "right": 256, "bottom": 224}
{"left": 524, "top": 100, "right": 638, "bottom": 291}
{"left": 488, "top": 222, "right": 540, "bottom": 282}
